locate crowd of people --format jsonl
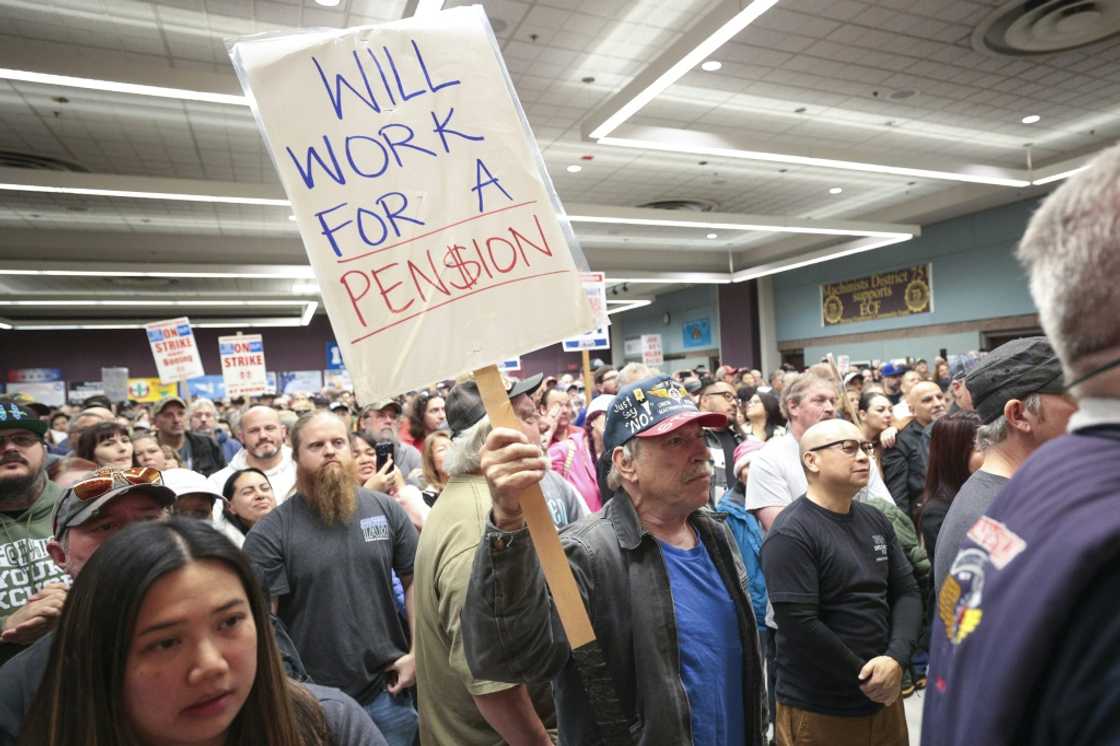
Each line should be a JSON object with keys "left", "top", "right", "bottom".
{"left": 1, "top": 143, "right": 1119, "bottom": 745}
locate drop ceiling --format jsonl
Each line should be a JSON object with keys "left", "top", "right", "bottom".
{"left": 0, "top": 0, "right": 1116, "bottom": 327}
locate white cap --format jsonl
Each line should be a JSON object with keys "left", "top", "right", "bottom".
{"left": 161, "top": 468, "right": 224, "bottom": 501}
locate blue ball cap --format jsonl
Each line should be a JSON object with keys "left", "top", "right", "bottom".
{"left": 603, "top": 375, "right": 727, "bottom": 453}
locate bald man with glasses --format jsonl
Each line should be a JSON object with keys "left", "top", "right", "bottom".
{"left": 761, "top": 419, "right": 920, "bottom": 746}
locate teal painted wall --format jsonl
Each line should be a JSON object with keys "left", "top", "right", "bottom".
{"left": 614, "top": 285, "right": 720, "bottom": 372}
{"left": 773, "top": 197, "right": 1043, "bottom": 363}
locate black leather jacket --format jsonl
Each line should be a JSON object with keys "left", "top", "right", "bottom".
{"left": 462, "top": 490, "right": 767, "bottom": 746}
{"left": 882, "top": 420, "right": 931, "bottom": 519}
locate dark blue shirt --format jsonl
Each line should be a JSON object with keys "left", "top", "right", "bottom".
{"left": 659, "top": 535, "right": 745, "bottom": 746}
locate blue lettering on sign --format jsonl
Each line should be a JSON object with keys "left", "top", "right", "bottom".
{"left": 219, "top": 343, "right": 235, "bottom": 356}
{"left": 248, "top": 341, "right": 263, "bottom": 353}
{"left": 176, "top": 324, "right": 192, "bottom": 337}
{"left": 147, "top": 329, "right": 164, "bottom": 343}
{"left": 471, "top": 158, "right": 512, "bottom": 213}
{"left": 283, "top": 36, "right": 516, "bottom": 266}
{"left": 326, "top": 342, "right": 344, "bottom": 370}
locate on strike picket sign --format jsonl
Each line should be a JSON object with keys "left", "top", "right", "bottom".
{"left": 145, "top": 317, "right": 204, "bottom": 384}
{"left": 219, "top": 334, "right": 268, "bottom": 397}
{"left": 230, "top": 7, "right": 594, "bottom": 403}
{"left": 562, "top": 272, "right": 609, "bottom": 352}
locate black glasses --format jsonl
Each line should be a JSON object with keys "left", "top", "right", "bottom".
{"left": 702, "top": 391, "right": 736, "bottom": 402}
{"left": 808, "top": 439, "right": 874, "bottom": 456}
{"left": 0, "top": 433, "right": 42, "bottom": 449}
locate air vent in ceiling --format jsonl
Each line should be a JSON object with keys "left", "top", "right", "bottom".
{"left": 635, "top": 199, "right": 717, "bottom": 212}
{"left": 0, "top": 151, "right": 88, "bottom": 172}
{"left": 974, "top": 0, "right": 1120, "bottom": 56}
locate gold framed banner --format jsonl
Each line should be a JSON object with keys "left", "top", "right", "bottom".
{"left": 821, "top": 264, "right": 933, "bottom": 326}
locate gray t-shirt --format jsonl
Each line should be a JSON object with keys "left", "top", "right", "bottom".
{"left": 932, "top": 470, "right": 1010, "bottom": 592}
{"left": 307, "top": 683, "right": 389, "bottom": 745}
{"left": 243, "top": 488, "right": 418, "bottom": 705}
{"left": 542, "top": 470, "right": 587, "bottom": 528}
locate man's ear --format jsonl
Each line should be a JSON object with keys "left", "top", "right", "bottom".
{"left": 801, "top": 450, "right": 820, "bottom": 476}
{"left": 46, "top": 537, "right": 67, "bottom": 568}
{"left": 612, "top": 445, "right": 638, "bottom": 483}
{"left": 1003, "top": 399, "right": 1031, "bottom": 433}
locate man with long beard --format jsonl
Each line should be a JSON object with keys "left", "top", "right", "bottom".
{"left": 243, "top": 411, "right": 420, "bottom": 746}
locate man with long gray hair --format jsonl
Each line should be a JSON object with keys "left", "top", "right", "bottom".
{"left": 412, "top": 374, "right": 557, "bottom": 746}
{"left": 923, "top": 145, "right": 1120, "bottom": 746}
{"left": 930, "top": 337, "right": 1074, "bottom": 592}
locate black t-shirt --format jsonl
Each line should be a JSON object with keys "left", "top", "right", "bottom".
{"left": 762, "top": 496, "right": 916, "bottom": 715}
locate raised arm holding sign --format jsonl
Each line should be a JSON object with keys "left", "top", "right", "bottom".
{"left": 229, "top": 8, "right": 635, "bottom": 742}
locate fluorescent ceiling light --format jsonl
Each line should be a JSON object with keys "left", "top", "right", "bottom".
{"left": 587, "top": 0, "right": 779, "bottom": 139}
{"left": 607, "top": 299, "right": 652, "bottom": 315}
{"left": 706, "top": 232, "right": 718, "bottom": 239}
{"left": 0, "top": 68, "right": 249, "bottom": 106}
{"left": 0, "top": 299, "right": 310, "bottom": 307}
{"left": 316, "top": 0, "right": 341, "bottom": 6}
{"left": 0, "top": 267, "right": 316, "bottom": 279}
{"left": 700, "top": 60, "right": 722, "bottom": 72}
{"left": 0, "top": 321, "right": 11, "bottom": 330}
{"left": 829, "top": 187, "right": 843, "bottom": 195}
{"left": 569, "top": 213, "right": 913, "bottom": 240}
{"left": 732, "top": 235, "right": 911, "bottom": 283}
{"left": 292, "top": 282, "right": 321, "bottom": 294}
{"left": 1021, "top": 114, "right": 1041, "bottom": 124}
{"left": 0, "top": 182, "right": 289, "bottom": 206}
{"left": 300, "top": 301, "right": 319, "bottom": 325}
{"left": 566, "top": 165, "right": 583, "bottom": 173}
{"left": 1032, "top": 166, "right": 1088, "bottom": 186}
{"left": 606, "top": 275, "right": 731, "bottom": 284}
{"left": 596, "top": 135, "right": 1033, "bottom": 188}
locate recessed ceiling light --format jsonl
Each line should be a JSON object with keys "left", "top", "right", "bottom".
{"left": 315, "top": 0, "right": 341, "bottom": 6}
{"left": 700, "top": 60, "right": 722, "bottom": 72}
{"left": 566, "top": 164, "right": 583, "bottom": 173}
{"left": 287, "top": 215, "right": 297, "bottom": 221}
{"left": 829, "top": 187, "right": 843, "bottom": 195}
{"left": 706, "top": 232, "right": 718, "bottom": 239}
{"left": 1021, "top": 114, "right": 1041, "bottom": 124}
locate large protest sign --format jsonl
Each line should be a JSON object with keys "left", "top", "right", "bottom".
{"left": 219, "top": 334, "right": 269, "bottom": 397}
{"left": 145, "top": 317, "right": 204, "bottom": 384}
{"left": 230, "top": 7, "right": 594, "bottom": 404}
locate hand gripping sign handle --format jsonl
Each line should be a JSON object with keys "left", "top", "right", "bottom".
{"left": 473, "top": 365, "right": 595, "bottom": 646}
{"left": 474, "top": 365, "right": 633, "bottom": 744}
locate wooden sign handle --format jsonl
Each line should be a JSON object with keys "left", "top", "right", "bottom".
{"left": 827, "top": 353, "right": 861, "bottom": 428}
{"left": 581, "top": 350, "right": 594, "bottom": 404}
{"left": 473, "top": 365, "right": 596, "bottom": 648}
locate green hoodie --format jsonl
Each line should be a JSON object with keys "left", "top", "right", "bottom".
{"left": 0, "top": 479, "right": 69, "bottom": 627}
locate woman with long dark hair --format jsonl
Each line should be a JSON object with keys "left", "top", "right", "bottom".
{"left": 76, "top": 422, "right": 133, "bottom": 469}
{"left": 741, "top": 390, "right": 785, "bottom": 442}
{"left": 220, "top": 467, "right": 277, "bottom": 544}
{"left": 402, "top": 391, "right": 445, "bottom": 449}
{"left": 18, "top": 519, "right": 385, "bottom": 746}
{"left": 917, "top": 411, "right": 982, "bottom": 570}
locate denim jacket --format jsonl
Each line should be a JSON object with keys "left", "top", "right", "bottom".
{"left": 716, "top": 486, "right": 768, "bottom": 632}
{"left": 462, "top": 490, "right": 766, "bottom": 746}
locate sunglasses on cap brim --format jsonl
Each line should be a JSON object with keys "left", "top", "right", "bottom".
{"left": 72, "top": 466, "right": 163, "bottom": 502}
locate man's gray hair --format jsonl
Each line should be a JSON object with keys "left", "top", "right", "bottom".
{"left": 780, "top": 371, "right": 836, "bottom": 419}
{"left": 605, "top": 439, "right": 642, "bottom": 492}
{"left": 976, "top": 393, "right": 1042, "bottom": 450}
{"left": 618, "top": 363, "right": 655, "bottom": 386}
{"left": 189, "top": 397, "right": 217, "bottom": 414}
{"left": 1017, "top": 143, "right": 1120, "bottom": 375}
{"left": 444, "top": 416, "right": 492, "bottom": 477}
